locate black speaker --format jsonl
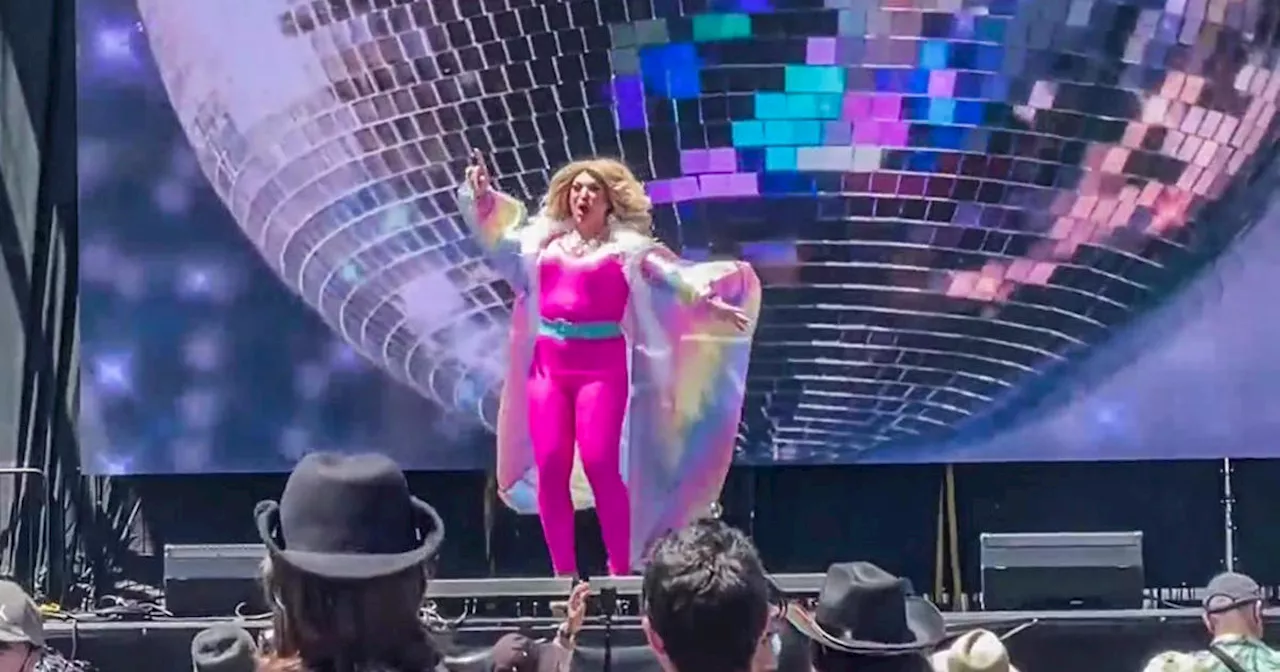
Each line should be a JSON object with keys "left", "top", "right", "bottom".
{"left": 980, "top": 532, "right": 1145, "bottom": 611}
{"left": 164, "top": 544, "right": 578, "bottom": 618}
{"left": 164, "top": 544, "right": 266, "bottom": 617}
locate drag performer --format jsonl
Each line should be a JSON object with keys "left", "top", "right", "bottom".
{"left": 458, "top": 150, "right": 761, "bottom": 576}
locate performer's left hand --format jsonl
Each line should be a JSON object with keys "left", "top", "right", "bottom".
{"left": 708, "top": 296, "right": 751, "bottom": 331}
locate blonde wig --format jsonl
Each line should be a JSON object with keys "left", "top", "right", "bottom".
{"left": 539, "top": 158, "right": 654, "bottom": 236}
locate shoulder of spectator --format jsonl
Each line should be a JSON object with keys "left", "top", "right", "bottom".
{"left": 1189, "top": 649, "right": 1217, "bottom": 663}
{"left": 1195, "top": 640, "right": 1280, "bottom": 671}
{"left": 540, "top": 638, "right": 572, "bottom": 655}
{"left": 536, "top": 640, "right": 574, "bottom": 672}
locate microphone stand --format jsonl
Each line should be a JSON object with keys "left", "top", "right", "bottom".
{"left": 599, "top": 587, "right": 618, "bottom": 672}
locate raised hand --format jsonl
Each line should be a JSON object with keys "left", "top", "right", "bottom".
{"left": 464, "top": 149, "right": 492, "bottom": 197}
{"left": 564, "top": 581, "right": 590, "bottom": 636}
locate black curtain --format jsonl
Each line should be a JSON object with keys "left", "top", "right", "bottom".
{"left": 1231, "top": 459, "right": 1280, "bottom": 584}
{"left": 130, "top": 459, "right": 1237, "bottom": 600}
{"left": 951, "top": 461, "right": 1225, "bottom": 589}
{"left": 0, "top": 0, "right": 135, "bottom": 604}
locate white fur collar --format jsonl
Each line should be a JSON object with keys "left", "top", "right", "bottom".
{"left": 522, "top": 215, "right": 653, "bottom": 256}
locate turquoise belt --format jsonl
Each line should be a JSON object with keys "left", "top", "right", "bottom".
{"left": 538, "top": 318, "right": 623, "bottom": 340}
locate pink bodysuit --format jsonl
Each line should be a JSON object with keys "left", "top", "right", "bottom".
{"left": 528, "top": 244, "right": 633, "bottom": 576}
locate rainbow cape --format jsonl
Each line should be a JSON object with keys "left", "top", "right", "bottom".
{"left": 457, "top": 186, "right": 761, "bottom": 567}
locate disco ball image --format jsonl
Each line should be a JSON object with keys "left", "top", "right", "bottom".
{"left": 132, "top": 0, "right": 1280, "bottom": 461}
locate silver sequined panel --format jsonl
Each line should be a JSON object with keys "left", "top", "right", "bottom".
{"left": 135, "top": 0, "right": 1280, "bottom": 461}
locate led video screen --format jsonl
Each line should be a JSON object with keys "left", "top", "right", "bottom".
{"left": 80, "top": 0, "right": 1280, "bottom": 474}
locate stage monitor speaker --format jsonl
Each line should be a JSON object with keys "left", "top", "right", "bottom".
{"left": 980, "top": 531, "right": 1144, "bottom": 611}
{"left": 164, "top": 544, "right": 266, "bottom": 617}
{"left": 165, "top": 544, "right": 576, "bottom": 619}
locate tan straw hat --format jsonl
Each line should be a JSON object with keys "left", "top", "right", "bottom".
{"left": 930, "top": 630, "right": 1018, "bottom": 672}
{"left": 1141, "top": 651, "right": 1210, "bottom": 672}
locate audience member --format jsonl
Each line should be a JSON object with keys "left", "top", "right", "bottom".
{"left": 1195, "top": 572, "right": 1279, "bottom": 672}
{"left": 253, "top": 452, "right": 447, "bottom": 672}
{"left": 0, "top": 580, "right": 44, "bottom": 672}
{"left": 641, "top": 518, "right": 775, "bottom": 672}
{"left": 192, "top": 624, "right": 258, "bottom": 672}
{"left": 930, "top": 630, "right": 1018, "bottom": 672}
{"left": 487, "top": 635, "right": 545, "bottom": 672}
{"left": 487, "top": 581, "right": 589, "bottom": 672}
{"left": 785, "top": 562, "right": 943, "bottom": 672}
{"left": 0, "top": 580, "right": 91, "bottom": 672}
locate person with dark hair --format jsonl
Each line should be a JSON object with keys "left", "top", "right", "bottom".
{"left": 253, "top": 452, "right": 448, "bottom": 672}
{"left": 785, "top": 562, "right": 943, "bottom": 672}
{"left": 1194, "top": 571, "right": 1280, "bottom": 672}
{"left": 641, "top": 518, "right": 775, "bottom": 672}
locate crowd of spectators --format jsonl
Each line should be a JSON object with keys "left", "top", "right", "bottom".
{"left": 4, "top": 451, "right": 1278, "bottom": 672}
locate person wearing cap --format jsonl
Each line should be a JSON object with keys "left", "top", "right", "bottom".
{"left": 0, "top": 580, "right": 90, "bottom": 672}
{"left": 1193, "top": 572, "right": 1280, "bottom": 672}
{"left": 641, "top": 518, "right": 776, "bottom": 672}
{"left": 784, "top": 561, "right": 944, "bottom": 672}
{"left": 0, "top": 580, "right": 45, "bottom": 672}
{"left": 253, "top": 452, "right": 449, "bottom": 672}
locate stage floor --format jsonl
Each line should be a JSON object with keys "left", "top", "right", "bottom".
{"left": 44, "top": 608, "right": 1280, "bottom": 672}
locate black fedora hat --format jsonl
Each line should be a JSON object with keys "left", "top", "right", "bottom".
{"left": 785, "top": 562, "right": 944, "bottom": 654}
{"left": 255, "top": 452, "right": 445, "bottom": 579}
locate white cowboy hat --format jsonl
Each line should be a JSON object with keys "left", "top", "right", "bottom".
{"left": 930, "top": 630, "right": 1019, "bottom": 672}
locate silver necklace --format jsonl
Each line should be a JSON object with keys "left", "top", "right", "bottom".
{"left": 563, "top": 229, "right": 608, "bottom": 256}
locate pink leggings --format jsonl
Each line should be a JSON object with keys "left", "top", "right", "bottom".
{"left": 528, "top": 367, "right": 631, "bottom": 576}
